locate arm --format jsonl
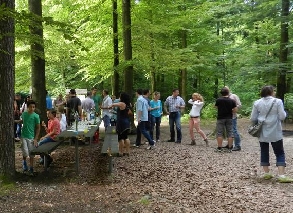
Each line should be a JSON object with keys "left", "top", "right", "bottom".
{"left": 177, "top": 98, "right": 185, "bottom": 109}
{"left": 250, "top": 102, "right": 259, "bottom": 123}
{"left": 78, "top": 105, "right": 82, "bottom": 117}
{"left": 34, "top": 123, "right": 41, "bottom": 146}
{"left": 277, "top": 100, "right": 286, "bottom": 121}
{"left": 164, "top": 98, "right": 169, "bottom": 114}
{"left": 188, "top": 99, "right": 194, "bottom": 105}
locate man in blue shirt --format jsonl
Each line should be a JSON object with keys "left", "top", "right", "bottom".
{"left": 46, "top": 90, "right": 53, "bottom": 110}
{"left": 135, "top": 89, "right": 155, "bottom": 149}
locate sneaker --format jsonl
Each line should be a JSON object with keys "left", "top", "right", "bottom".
{"left": 147, "top": 145, "right": 155, "bottom": 150}
{"left": 263, "top": 173, "right": 274, "bottom": 180}
{"left": 28, "top": 167, "right": 34, "bottom": 176}
{"left": 225, "top": 149, "right": 232, "bottom": 153}
{"left": 214, "top": 148, "right": 223, "bottom": 153}
{"left": 191, "top": 140, "right": 196, "bottom": 145}
{"left": 222, "top": 144, "right": 232, "bottom": 149}
{"left": 133, "top": 144, "right": 140, "bottom": 148}
{"left": 167, "top": 139, "right": 175, "bottom": 142}
{"left": 22, "top": 161, "right": 28, "bottom": 171}
{"left": 175, "top": 141, "right": 181, "bottom": 144}
{"left": 156, "top": 139, "right": 160, "bottom": 142}
{"left": 15, "top": 137, "right": 20, "bottom": 142}
{"left": 278, "top": 176, "right": 293, "bottom": 183}
{"left": 232, "top": 146, "right": 241, "bottom": 151}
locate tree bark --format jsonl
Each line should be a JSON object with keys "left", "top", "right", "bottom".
{"left": 29, "top": 0, "right": 47, "bottom": 130}
{"left": 179, "top": 29, "right": 187, "bottom": 101}
{"left": 276, "top": 0, "right": 289, "bottom": 101}
{"left": 0, "top": 0, "right": 16, "bottom": 179}
{"left": 112, "top": 0, "right": 119, "bottom": 97}
{"left": 122, "top": 0, "right": 136, "bottom": 132}
{"left": 122, "top": 0, "right": 133, "bottom": 96}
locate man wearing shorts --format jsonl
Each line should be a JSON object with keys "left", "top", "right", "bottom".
{"left": 16, "top": 100, "right": 40, "bottom": 174}
{"left": 215, "top": 87, "right": 237, "bottom": 152}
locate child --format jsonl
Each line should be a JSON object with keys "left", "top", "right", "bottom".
{"left": 15, "top": 100, "right": 40, "bottom": 174}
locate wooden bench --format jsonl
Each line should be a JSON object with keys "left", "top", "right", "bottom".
{"left": 101, "top": 126, "right": 119, "bottom": 173}
{"left": 30, "top": 141, "right": 64, "bottom": 171}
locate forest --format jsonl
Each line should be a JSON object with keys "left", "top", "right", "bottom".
{"left": 0, "top": 0, "right": 293, "bottom": 208}
{"left": 10, "top": 0, "right": 293, "bottom": 115}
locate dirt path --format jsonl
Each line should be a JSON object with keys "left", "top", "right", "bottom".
{"left": 1, "top": 118, "right": 293, "bottom": 213}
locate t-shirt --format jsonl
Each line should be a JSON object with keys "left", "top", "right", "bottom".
{"left": 215, "top": 97, "right": 236, "bottom": 119}
{"left": 21, "top": 111, "right": 40, "bottom": 139}
{"left": 92, "top": 94, "right": 102, "bottom": 112}
{"left": 48, "top": 118, "right": 61, "bottom": 140}
{"left": 150, "top": 100, "right": 162, "bottom": 117}
{"left": 67, "top": 96, "right": 81, "bottom": 113}
{"left": 46, "top": 95, "right": 53, "bottom": 109}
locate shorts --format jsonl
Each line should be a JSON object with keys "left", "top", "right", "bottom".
{"left": 21, "top": 138, "right": 35, "bottom": 158}
{"left": 118, "top": 130, "right": 129, "bottom": 141}
{"left": 216, "top": 119, "right": 234, "bottom": 138}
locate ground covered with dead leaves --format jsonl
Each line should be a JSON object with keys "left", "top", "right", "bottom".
{"left": 1, "top": 118, "right": 293, "bottom": 213}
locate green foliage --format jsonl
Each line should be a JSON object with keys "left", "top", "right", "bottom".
{"left": 0, "top": 175, "right": 15, "bottom": 196}
{"left": 12, "top": 0, "right": 292, "bottom": 118}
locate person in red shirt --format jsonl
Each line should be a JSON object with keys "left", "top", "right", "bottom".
{"left": 38, "top": 109, "right": 61, "bottom": 165}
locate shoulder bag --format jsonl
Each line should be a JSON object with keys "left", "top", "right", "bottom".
{"left": 248, "top": 99, "right": 276, "bottom": 137}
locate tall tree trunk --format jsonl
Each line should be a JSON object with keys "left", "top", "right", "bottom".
{"left": 179, "top": 29, "right": 187, "bottom": 101}
{"left": 122, "top": 0, "right": 136, "bottom": 132}
{"left": 0, "top": 0, "right": 16, "bottom": 179}
{"left": 112, "top": 0, "right": 119, "bottom": 97}
{"left": 276, "top": 0, "right": 289, "bottom": 101}
{"left": 122, "top": 0, "right": 133, "bottom": 95}
{"left": 29, "top": 0, "right": 47, "bottom": 130}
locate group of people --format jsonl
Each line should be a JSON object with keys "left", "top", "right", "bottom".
{"left": 13, "top": 84, "right": 293, "bottom": 182}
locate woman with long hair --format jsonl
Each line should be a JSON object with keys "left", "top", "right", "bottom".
{"left": 188, "top": 93, "right": 208, "bottom": 146}
{"left": 109, "top": 92, "right": 131, "bottom": 156}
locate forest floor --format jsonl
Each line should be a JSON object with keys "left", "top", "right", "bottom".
{"left": 1, "top": 118, "right": 293, "bottom": 213}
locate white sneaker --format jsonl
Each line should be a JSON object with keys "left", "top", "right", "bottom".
{"left": 147, "top": 145, "right": 154, "bottom": 150}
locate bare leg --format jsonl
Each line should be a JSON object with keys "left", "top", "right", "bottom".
{"left": 277, "top": 166, "right": 285, "bottom": 176}
{"left": 227, "top": 137, "right": 233, "bottom": 149}
{"left": 118, "top": 139, "right": 124, "bottom": 156}
{"left": 217, "top": 136, "right": 223, "bottom": 148}
{"left": 189, "top": 118, "right": 195, "bottom": 141}
{"left": 124, "top": 139, "right": 130, "bottom": 155}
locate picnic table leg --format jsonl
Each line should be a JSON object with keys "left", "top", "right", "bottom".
{"left": 71, "top": 137, "right": 79, "bottom": 174}
{"left": 44, "top": 155, "right": 48, "bottom": 172}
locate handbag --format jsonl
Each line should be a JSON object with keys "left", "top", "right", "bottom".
{"left": 248, "top": 99, "right": 276, "bottom": 137}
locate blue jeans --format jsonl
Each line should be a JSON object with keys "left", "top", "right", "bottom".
{"left": 260, "top": 140, "right": 286, "bottom": 167}
{"left": 38, "top": 137, "right": 55, "bottom": 146}
{"left": 135, "top": 121, "right": 154, "bottom": 146}
{"left": 169, "top": 112, "right": 182, "bottom": 141}
{"left": 103, "top": 115, "right": 111, "bottom": 129}
{"left": 150, "top": 115, "right": 161, "bottom": 140}
{"left": 232, "top": 118, "right": 241, "bottom": 147}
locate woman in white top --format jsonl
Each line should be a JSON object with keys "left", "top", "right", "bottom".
{"left": 251, "top": 85, "right": 293, "bottom": 182}
{"left": 188, "top": 93, "right": 208, "bottom": 146}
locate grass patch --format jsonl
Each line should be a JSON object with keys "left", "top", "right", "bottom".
{"left": 138, "top": 195, "right": 151, "bottom": 205}
{"left": 0, "top": 175, "right": 16, "bottom": 196}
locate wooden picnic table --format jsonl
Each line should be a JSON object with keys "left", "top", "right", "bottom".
{"left": 57, "top": 122, "right": 100, "bottom": 174}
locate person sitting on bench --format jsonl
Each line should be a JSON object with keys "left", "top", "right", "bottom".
{"left": 38, "top": 109, "right": 61, "bottom": 166}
